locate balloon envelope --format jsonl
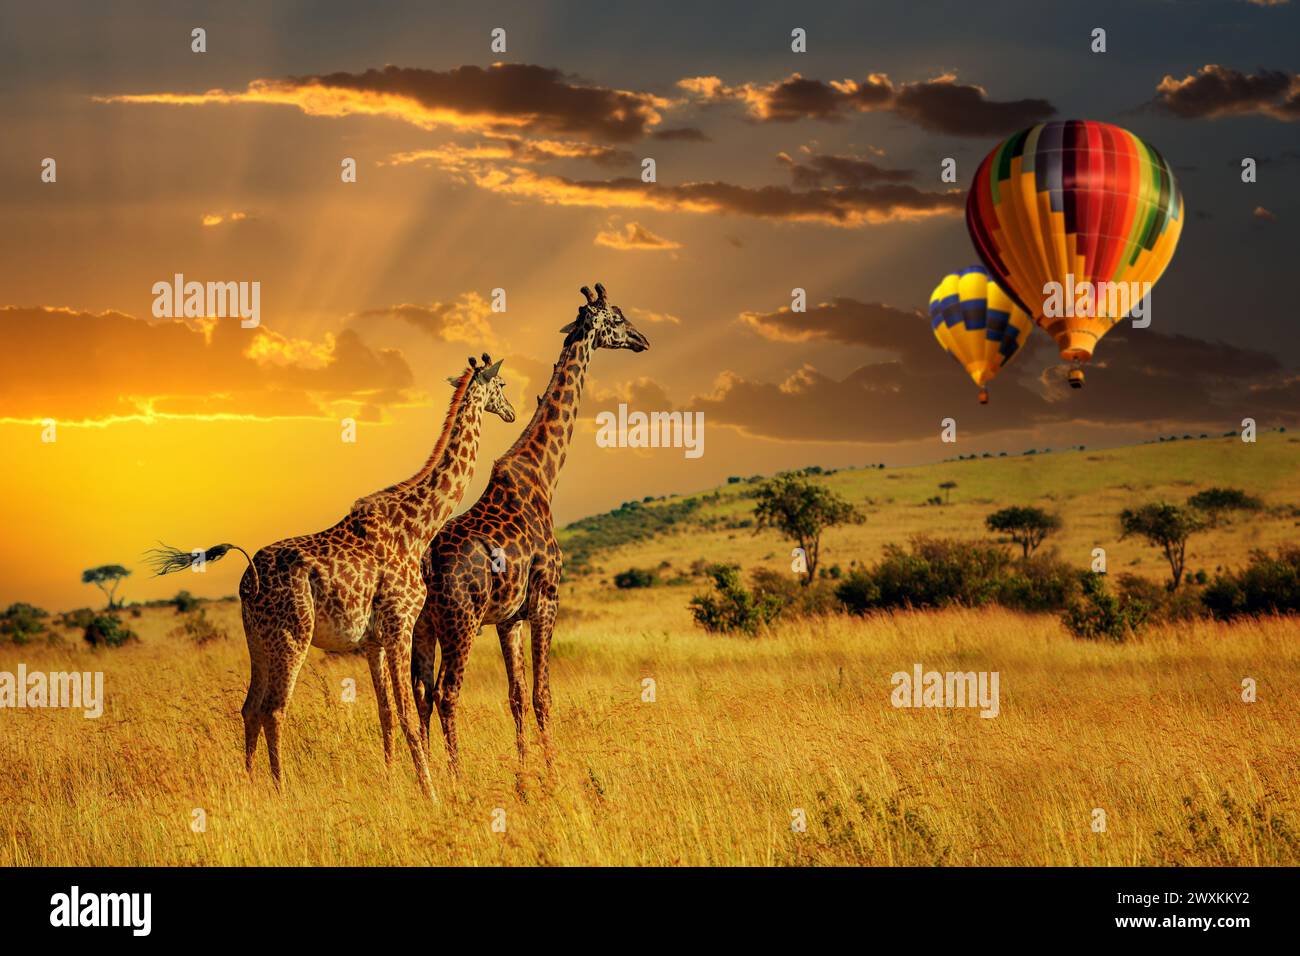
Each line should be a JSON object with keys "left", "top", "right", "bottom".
{"left": 928, "top": 266, "right": 1033, "bottom": 397}
{"left": 966, "top": 119, "right": 1183, "bottom": 363}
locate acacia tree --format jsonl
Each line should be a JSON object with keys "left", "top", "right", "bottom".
{"left": 1187, "top": 487, "right": 1262, "bottom": 528}
{"left": 938, "top": 480, "right": 958, "bottom": 505}
{"left": 1119, "top": 503, "right": 1205, "bottom": 590}
{"left": 82, "top": 564, "right": 131, "bottom": 609}
{"left": 985, "top": 506, "right": 1062, "bottom": 558}
{"left": 753, "top": 472, "right": 863, "bottom": 586}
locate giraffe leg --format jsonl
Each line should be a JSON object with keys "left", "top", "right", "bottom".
{"left": 497, "top": 621, "right": 528, "bottom": 766}
{"left": 373, "top": 586, "right": 437, "bottom": 801}
{"left": 411, "top": 614, "right": 438, "bottom": 753}
{"left": 435, "top": 637, "right": 471, "bottom": 777}
{"left": 366, "top": 640, "right": 395, "bottom": 767}
{"left": 241, "top": 655, "right": 266, "bottom": 776}
{"left": 240, "top": 599, "right": 267, "bottom": 776}
{"left": 262, "top": 629, "right": 311, "bottom": 789}
{"left": 528, "top": 584, "right": 560, "bottom": 768}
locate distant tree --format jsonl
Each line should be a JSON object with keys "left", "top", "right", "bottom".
{"left": 753, "top": 472, "right": 863, "bottom": 587}
{"left": 985, "top": 506, "right": 1062, "bottom": 558}
{"left": 81, "top": 564, "right": 131, "bottom": 609}
{"left": 938, "top": 480, "right": 958, "bottom": 504}
{"left": 1119, "top": 503, "right": 1206, "bottom": 590}
{"left": 1187, "top": 487, "right": 1262, "bottom": 527}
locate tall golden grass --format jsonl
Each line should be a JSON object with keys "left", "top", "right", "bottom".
{"left": 3, "top": 590, "right": 1296, "bottom": 866}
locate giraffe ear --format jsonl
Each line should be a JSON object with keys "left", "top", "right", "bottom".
{"left": 481, "top": 358, "right": 504, "bottom": 380}
{"left": 447, "top": 376, "right": 460, "bottom": 386}
{"left": 558, "top": 320, "right": 578, "bottom": 334}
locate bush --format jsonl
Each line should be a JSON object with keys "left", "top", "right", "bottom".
{"left": 749, "top": 567, "right": 842, "bottom": 617}
{"left": 57, "top": 607, "right": 97, "bottom": 631}
{"left": 613, "top": 567, "right": 657, "bottom": 589}
{"left": 996, "top": 553, "right": 1080, "bottom": 612}
{"left": 1061, "top": 573, "right": 1152, "bottom": 642}
{"left": 1202, "top": 547, "right": 1300, "bottom": 621}
{"left": 689, "top": 565, "right": 783, "bottom": 636}
{"left": 0, "top": 602, "right": 49, "bottom": 645}
{"left": 170, "top": 608, "right": 227, "bottom": 645}
{"left": 83, "top": 614, "right": 137, "bottom": 648}
{"left": 836, "top": 537, "right": 1011, "bottom": 613}
{"left": 173, "top": 590, "right": 201, "bottom": 613}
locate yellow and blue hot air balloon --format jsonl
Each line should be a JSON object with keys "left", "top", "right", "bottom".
{"left": 928, "top": 266, "right": 1034, "bottom": 404}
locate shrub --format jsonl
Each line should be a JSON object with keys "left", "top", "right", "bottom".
{"left": 689, "top": 565, "right": 782, "bottom": 636}
{"left": 996, "top": 553, "right": 1080, "bottom": 612}
{"left": 57, "top": 607, "right": 97, "bottom": 630}
{"left": 613, "top": 567, "right": 657, "bottom": 589}
{"left": 1061, "top": 573, "right": 1152, "bottom": 642}
{"left": 836, "top": 537, "right": 1010, "bottom": 613}
{"left": 83, "top": 614, "right": 137, "bottom": 648}
{"left": 749, "top": 567, "right": 841, "bottom": 617}
{"left": 171, "top": 608, "right": 227, "bottom": 645}
{"left": 173, "top": 590, "right": 201, "bottom": 613}
{"left": 1202, "top": 547, "right": 1300, "bottom": 621}
{"left": 0, "top": 602, "right": 49, "bottom": 645}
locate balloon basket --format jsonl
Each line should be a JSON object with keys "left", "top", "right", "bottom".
{"left": 978, "top": 388, "right": 989, "bottom": 404}
{"left": 1068, "top": 368, "right": 1085, "bottom": 389}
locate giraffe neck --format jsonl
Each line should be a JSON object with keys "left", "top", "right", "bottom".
{"left": 502, "top": 335, "right": 593, "bottom": 497}
{"left": 365, "top": 376, "right": 483, "bottom": 548}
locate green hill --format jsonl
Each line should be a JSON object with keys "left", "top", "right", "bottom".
{"left": 560, "top": 430, "right": 1300, "bottom": 587}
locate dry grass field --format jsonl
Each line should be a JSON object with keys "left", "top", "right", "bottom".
{"left": 2, "top": 434, "right": 1298, "bottom": 866}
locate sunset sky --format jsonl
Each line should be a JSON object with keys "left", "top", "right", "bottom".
{"left": 2, "top": 0, "right": 1297, "bottom": 609}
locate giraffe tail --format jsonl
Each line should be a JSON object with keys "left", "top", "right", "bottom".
{"left": 143, "top": 542, "right": 261, "bottom": 594}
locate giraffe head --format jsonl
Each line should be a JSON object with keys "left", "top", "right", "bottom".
{"left": 451, "top": 354, "right": 516, "bottom": 422}
{"left": 559, "top": 283, "right": 650, "bottom": 352}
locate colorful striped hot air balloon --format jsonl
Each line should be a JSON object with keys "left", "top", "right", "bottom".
{"left": 965, "top": 119, "right": 1183, "bottom": 388}
{"left": 928, "top": 266, "right": 1034, "bottom": 404}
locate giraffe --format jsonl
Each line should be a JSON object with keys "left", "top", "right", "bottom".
{"left": 146, "top": 354, "right": 515, "bottom": 800}
{"left": 411, "top": 284, "right": 649, "bottom": 774}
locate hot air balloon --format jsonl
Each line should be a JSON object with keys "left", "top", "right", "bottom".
{"left": 966, "top": 120, "right": 1183, "bottom": 388}
{"left": 928, "top": 266, "right": 1034, "bottom": 404}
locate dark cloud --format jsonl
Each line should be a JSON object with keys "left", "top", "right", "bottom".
{"left": 1155, "top": 65, "right": 1300, "bottom": 121}
{"left": 650, "top": 126, "right": 711, "bottom": 142}
{"left": 777, "top": 151, "right": 915, "bottom": 188}
{"left": 891, "top": 78, "right": 1055, "bottom": 137}
{"left": 458, "top": 167, "right": 963, "bottom": 225}
{"left": 102, "top": 63, "right": 670, "bottom": 143}
{"left": 702, "top": 299, "right": 1300, "bottom": 442}
{"left": 680, "top": 72, "right": 1054, "bottom": 136}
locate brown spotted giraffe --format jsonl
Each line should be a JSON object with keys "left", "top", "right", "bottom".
{"left": 411, "top": 284, "right": 649, "bottom": 773}
{"left": 147, "top": 355, "right": 515, "bottom": 800}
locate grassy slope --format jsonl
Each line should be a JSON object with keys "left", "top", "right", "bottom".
{"left": 3, "top": 433, "right": 1298, "bottom": 866}
{"left": 561, "top": 432, "right": 1300, "bottom": 586}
